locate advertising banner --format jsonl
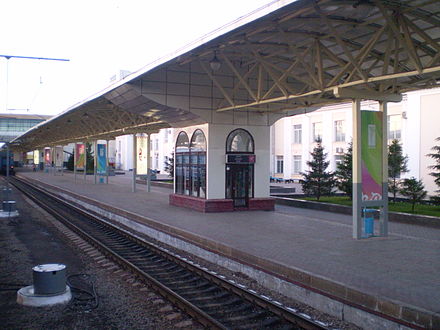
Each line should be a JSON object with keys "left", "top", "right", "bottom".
{"left": 136, "top": 136, "right": 149, "bottom": 175}
{"left": 33, "top": 151, "right": 39, "bottom": 164}
{"left": 75, "top": 143, "right": 85, "bottom": 170}
{"left": 361, "top": 111, "right": 383, "bottom": 201}
{"left": 97, "top": 144, "right": 107, "bottom": 175}
{"left": 55, "top": 147, "right": 63, "bottom": 167}
{"left": 44, "top": 149, "right": 51, "bottom": 166}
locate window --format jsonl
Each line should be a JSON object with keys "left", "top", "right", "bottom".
{"left": 276, "top": 156, "right": 284, "bottom": 174}
{"left": 175, "top": 132, "right": 189, "bottom": 195}
{"left": 388, "top": 115, "right": 401, "bottom": 140}
{"left": 335, "top": 155, "right": 343, "bottom": 168}
{"left": 312, "top": 122, "right": 322, "bottom": 142}
{"left": 155, "top": 139, "right": 159, "bottom": 150}
{"left": 175, "top": 130, "right": 207, "bottom": 198}
{"left": 334, "top": 120, "right": 345, "bottom": 142}
{"left": 226, "top": 129, "right": 254, "bottom": 153}
{"left": 293, "top": 124, "right": 302, "bottom": 144}
{"left": 293, "top": 155, "right": 302, "bottom": 174}
{"left": 164, "top": 129, "right": 169, "bottom": 143}
{"left": 190, "top": 130, "right": 207, "bottom": 198}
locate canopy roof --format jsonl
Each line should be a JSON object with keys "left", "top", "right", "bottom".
{"left": 11, "top": 0, "right": 440, "bottom": 150}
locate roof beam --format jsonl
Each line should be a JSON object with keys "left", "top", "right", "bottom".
{"left": 333, "top": 87, "right": 402, "bottom": 102}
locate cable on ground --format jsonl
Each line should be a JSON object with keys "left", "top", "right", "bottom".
{"left": 65, "top": 273, "right": 99, "bottom": 312}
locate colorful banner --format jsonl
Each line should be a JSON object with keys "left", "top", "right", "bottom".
{"left": 136, "top": 136, "right": 149, "bottom": 175}
{"left": 361, "top": 111, "right": 383, "bottom": 201}
{"left": 97, "top": 144, "right": 107, "bottom": 175}
{"left": 44, "top": 149, "right": 51, "bottom": 166}
{"left": 75, "top": 143, "right": 85, "bottom": 170}
{"left": 33, "top": 150, "right": 39, "bottom": 165}
{"left": 55, "top": 147, "right": 63, "bottom": 167}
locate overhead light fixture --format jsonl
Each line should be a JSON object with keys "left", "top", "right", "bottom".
{"left": 210, "top": 52, "right": 221, "bottom": 71}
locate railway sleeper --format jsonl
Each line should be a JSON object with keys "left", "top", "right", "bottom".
{"left": 175, "top": 284, "right": 219, "bottom": 297}
{"left": 187, "top": 290, "right": 231, "bottom": 303}
{"left": 136, "top": 263, "right": 175, "bottom": 273}
{"left": 196, "top": 296, "right": 242, "bottom": 309}
{"left": 146, "top": 267, "right": 187, "bottom": 278}
{"left": 233, "top": 316, "right": 285, "bottom": 329}
{"left": 120, "top": 252, "right": 156, "bottom": 260}
{"left": 168, "top": 279, "right": 211, "bottom": 291}
{"left": 156, "top": 273, "right": 199, "bottom": 284}
{"left": 204, "top": 301, "right": 254, "bottom": 317}
{"left": 116, "top": 250, "right": 151, "bottom": 258}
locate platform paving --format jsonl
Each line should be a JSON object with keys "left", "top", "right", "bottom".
{"left": 15, "top": 169, "right": 440, "bottom": 328}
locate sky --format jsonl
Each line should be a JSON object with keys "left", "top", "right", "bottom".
{"left": 0, "top": 0, "right": 273, "bottom": 116}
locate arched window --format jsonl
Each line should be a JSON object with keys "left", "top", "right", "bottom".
{"left": 175, "top": 130, "right": 207, "bottom": 198}
{"left": 175, "top": 132, "right": 189, "bottom": 195}
{"left": 226, "top": 128, "right": 254, "bottom": 153}
{"left": 190, "top": 129, "right": 206, "bottom": 198}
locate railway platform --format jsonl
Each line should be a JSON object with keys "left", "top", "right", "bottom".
{"left": 14, "top": 169, "right": 440, "bottom": 329}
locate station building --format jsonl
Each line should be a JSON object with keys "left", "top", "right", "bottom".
{"left": 8, "top": 0, "right": 440, "bottom": 238}
{"left": 0, "top": 113, "right": 50, "bottom": 143}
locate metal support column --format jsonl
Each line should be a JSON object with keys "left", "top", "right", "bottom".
{"left": 379, "top": 101, "right": 389, "bottom": 236}
{"left": 61, "top": 146, "right": 64, "bottom": 176}
{"left": 106, "top": 140, "right": 109, "bottom": 184}
{"left": 51, "top": 147, "right": 55, "bottom": 175}
{"left": 146, "top": 134, "right": 151, "bottom": 192}
{"left": 6, "top": 143, "right": 10, "bottom": 188}
{"left": 74, "top": 143, "right": 77, "bottom": 182}
{"left": 94, "top": 140, "right": 97, "bottom": 184}
{"left": 352, "top": 99, "right": 362, "bottom": 239}
{"left": 132, "top": 134, "right": 137, "bottom": 193}
{"left": 84, "top": 142, "right": 87, "bottom": 181}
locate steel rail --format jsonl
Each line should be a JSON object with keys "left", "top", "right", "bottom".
{"left": 11, "top": 176, "right": 326, "bottom": 330}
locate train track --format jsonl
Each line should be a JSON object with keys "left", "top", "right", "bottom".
{"left": 11, "top": 176, "right": 327, "bottom": 330}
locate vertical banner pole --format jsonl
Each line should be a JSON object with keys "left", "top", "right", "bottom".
{"left": 132, "top": 134, "right": 137, "bottom": 193}
{"left": 94, "top": 140, "right": 97, "bottom": 184}
{"left": 147, "top": 134, "right": 151, "bottom": 192}
{"left": 106, "top": 140, "right": 109, "bottom": 184}
{"left": 6, "top": 143, "right": 10, "bottom": 188}
{"left": 352, "top": 99, "right": 362, "bottom": 239}
{"left": 74, "top": 143, "right": 77, "bottom": 182}
{"left": 51, "top": 147, "right": 54, "bottom": 175}
{"left": 380, "top": 101, "right": 389, "bottom": 236}
{"left": 84, "top": 142, "right": 87, "bottom": 181}
{"left": 61, "top": 146, "right": 64, "bottom": 176}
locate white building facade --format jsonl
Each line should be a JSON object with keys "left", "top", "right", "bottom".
{"left": 115, "top": 128, "right": 174, "bottom": 174}
{"left": 270, "top": 88, "right": 440, "bottom": 196}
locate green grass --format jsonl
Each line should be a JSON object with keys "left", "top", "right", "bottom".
{"left": 299, "top": 196, "right": 440, "bottom": 217}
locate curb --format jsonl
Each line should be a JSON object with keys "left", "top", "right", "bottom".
{"left": 274, "top": 197, "right": 440, "bottom": 228}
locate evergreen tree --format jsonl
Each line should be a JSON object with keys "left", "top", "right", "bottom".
{"left": 335, "top": 141, "right": 352, "bottom": 198}
{"left": 388, "top": 139, "right": 408, "bottom": 202}
{"left": 399, "top": 177, "right": 427, "bottom": 212}
{"left": 427, "top": 137, "right": 440, "bottom": 204}
{"left": 299, "top": 138, "right": 335, "bottom": 201}
{"left": 86, "top": 142, "right": 94, "bottom": 172}
{"left": 164, "top": 153, "right": 174, "bottom": 178}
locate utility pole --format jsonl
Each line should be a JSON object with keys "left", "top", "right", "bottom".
{"left": 1, "top": 54, "right": 69, "bottom": 184}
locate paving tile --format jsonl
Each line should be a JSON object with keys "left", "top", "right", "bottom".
{"left": 19, "top": 170, "right": 440, "bottom": 318}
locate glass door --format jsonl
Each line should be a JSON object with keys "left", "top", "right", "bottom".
{"left": 226, "top": 164, "right": 253, "bottom": 208}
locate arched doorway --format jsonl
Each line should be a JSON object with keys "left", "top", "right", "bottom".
{"left": 225, "top": 129, "right": 255, "bottom": 208}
